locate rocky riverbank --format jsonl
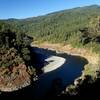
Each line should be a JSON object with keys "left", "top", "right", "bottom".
{"left": 0, "top": 63, "right": 31, "bottom": 92}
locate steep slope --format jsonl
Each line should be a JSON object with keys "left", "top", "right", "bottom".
{"left": 2, "top": 5, "right": 100, "bottom": 42}
{"left": 0, "top": 29, "right": 36, "bottom": 92}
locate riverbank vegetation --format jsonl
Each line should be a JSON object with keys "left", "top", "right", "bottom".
{"left": 0, "top": 25, "right": 37, "bottom": 91}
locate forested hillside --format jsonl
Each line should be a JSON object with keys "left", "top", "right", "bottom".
{"left": 1, "top": 5, "right": 100, "bottom": 45}
{"left": 0, "top": 25, "right": 36, "bottom": 91}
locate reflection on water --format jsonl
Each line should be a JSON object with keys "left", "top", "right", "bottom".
{"left": 0, "top": 48, "right": 88, "bottom": 100}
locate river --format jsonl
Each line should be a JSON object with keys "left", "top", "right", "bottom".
{"left": 0, "top": 47, "right": 88, "bottom": 100}
{"left": 31, "top": 47, "right": 88, "bottom": 100}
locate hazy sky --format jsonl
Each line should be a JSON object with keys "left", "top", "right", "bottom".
{"left": 0, "top": 0, "right": 100, "bottom": 19}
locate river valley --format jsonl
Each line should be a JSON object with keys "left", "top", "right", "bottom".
{"left": 0, "top": 47, "right": 88, "bottom": 100}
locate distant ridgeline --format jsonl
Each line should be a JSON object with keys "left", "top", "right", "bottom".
{"left": 1, "top": 5, "right": 100, "bottom": 47}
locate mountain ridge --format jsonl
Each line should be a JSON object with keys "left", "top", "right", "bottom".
{"left": 3, "top": 4, "right": 100, "bottom": 21}
{"left": 1, "top": 4, "right": 100, "bottom": 42}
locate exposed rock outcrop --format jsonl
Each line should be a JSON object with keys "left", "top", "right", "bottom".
{"left": 0, "top": 63, "right": 31, "bottom": 92}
